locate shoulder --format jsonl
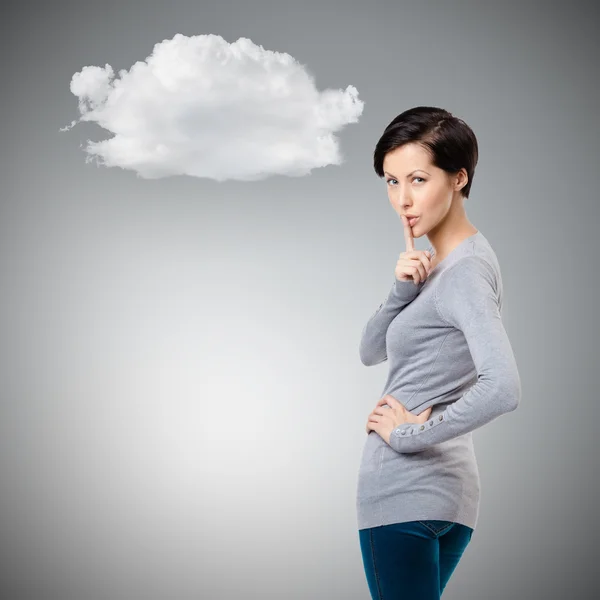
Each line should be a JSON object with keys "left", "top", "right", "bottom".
{"left": 434, "top": 253, "right": 501, "bottom": 327}
{"left": 442, "top": 254, "right": 498, "bottom": 292}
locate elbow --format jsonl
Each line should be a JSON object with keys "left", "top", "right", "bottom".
{"left": 359, "top": 346, "right": 387, "bottom": 366}
{"left": 360, "top": 354, "right": 386, "bottom": 367}
{"left": 506, "top": 368, "right": 522, "bottom": 411}
{"left": 496, "top": 375, "right": 521, "bottom": 413}
{"left": 359, "top": 337, "right": 386, "bottom": 366}
{"left": 481, "top": 361, "right": 521, "bottom": 413}
{"left": 509, "top": 378, "right": 521, "bottom": 412}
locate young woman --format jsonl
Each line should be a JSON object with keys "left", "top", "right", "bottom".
{"left": 357, "top": 106, "right": 521, "bottom": 599}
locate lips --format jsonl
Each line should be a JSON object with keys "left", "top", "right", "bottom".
{"left": 408, "top": 216, "right": 419, "bottom": 227}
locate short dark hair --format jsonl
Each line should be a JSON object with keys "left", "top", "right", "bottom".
{"left": 373, "top": 106, "right": 479, "bottom": 199}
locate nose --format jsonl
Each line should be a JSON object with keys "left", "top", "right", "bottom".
{"left": 401, "top": 198, "right": 414, "bottom": 211}
{"left": 392, "top": 185, "right": 412, "bottom": 206}
{"left": 388, "top": 182, "right": 413, "bottom": 210}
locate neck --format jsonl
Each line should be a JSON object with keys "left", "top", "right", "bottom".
{"left": 427, "top": 208, "right": 478, "bottom": 263}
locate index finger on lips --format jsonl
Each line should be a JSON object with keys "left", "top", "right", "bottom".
{"left": 401, "top": 215, "right": 415, "bottom": 253}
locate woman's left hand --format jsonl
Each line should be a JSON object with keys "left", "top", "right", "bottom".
{"left": 366, "top": 394, "right": 433, "bottom": 444}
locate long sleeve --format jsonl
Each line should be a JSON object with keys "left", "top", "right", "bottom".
{"left": 359, "top": 277, "right": 424, "bottom": 366}
{"left": 388, "top": 255, "right": 521, "bottom": 453}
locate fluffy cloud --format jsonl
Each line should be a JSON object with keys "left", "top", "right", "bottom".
{"left": 60, "top": 33, "right": 364, "bottom": 181}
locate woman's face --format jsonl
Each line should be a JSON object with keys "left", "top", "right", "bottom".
{"left": 382, "top": 143, "right": 466, "bottom": 238}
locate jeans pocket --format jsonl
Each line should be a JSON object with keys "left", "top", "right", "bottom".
{"left": 417, "top": 520, "right": 455, "bottom": 536}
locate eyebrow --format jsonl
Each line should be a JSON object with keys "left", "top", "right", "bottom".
{"left": 384, "top": 169, "right": 430, "bottom": 178}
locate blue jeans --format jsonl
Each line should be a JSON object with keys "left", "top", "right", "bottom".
{"left": 359, "top": 520, "right": 474, "bottom": 599}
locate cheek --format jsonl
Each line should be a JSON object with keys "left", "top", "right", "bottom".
{"left": 418, "top": 197, "right": 438, "bottom": 215}
{"left": 421, "top": 189, "right": 449, "bottom": 213}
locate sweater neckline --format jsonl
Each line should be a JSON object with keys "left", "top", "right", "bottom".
{"left": 427, "top": 230, "right": 481, "bottom": 275}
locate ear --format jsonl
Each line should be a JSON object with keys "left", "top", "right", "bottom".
{"left": 456, "top": 168, "right": 468, "bottom": 191}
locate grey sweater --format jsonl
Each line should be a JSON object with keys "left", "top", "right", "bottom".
{"left": 356, "top": 230, "right": 520, "bottom": 531}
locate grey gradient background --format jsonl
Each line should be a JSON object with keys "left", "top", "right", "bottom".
{"left": 2, "top": 1, "right": 599, "bottom": 599}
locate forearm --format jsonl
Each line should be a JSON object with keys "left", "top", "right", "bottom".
{"left": 359, "top": 278, "right": 424, "bottom": 365}
{"left": 388, "top": 367, "right": 520, "bottom": 453}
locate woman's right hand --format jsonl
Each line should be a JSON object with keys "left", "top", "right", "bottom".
{"left": 394, "top": 215, "right": 433, "bottom": 285}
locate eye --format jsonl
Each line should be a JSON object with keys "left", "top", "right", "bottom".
{"left": 386, "top": 177, "right": 426, "bottom": 186}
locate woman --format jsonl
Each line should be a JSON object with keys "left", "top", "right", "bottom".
{"left": 357, "top": 106, "right": 521, "bottom": 599}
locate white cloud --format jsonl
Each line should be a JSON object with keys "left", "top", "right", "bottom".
{"left": 60, "top": 33, "right": 364, "bottom": 181}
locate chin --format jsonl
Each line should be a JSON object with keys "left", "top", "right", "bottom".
{"left": 411, "top": 224, "right": 426, "bottom": 238}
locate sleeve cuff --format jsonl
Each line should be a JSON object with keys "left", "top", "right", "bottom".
{"left": 394, "top": 412, "right": 445, "bottom": 437}
{"left": 388, "top": 412, "right": 447, "bottom": 452}
{"left": 391, "top": 277, "right": 424, "bottom": 301}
